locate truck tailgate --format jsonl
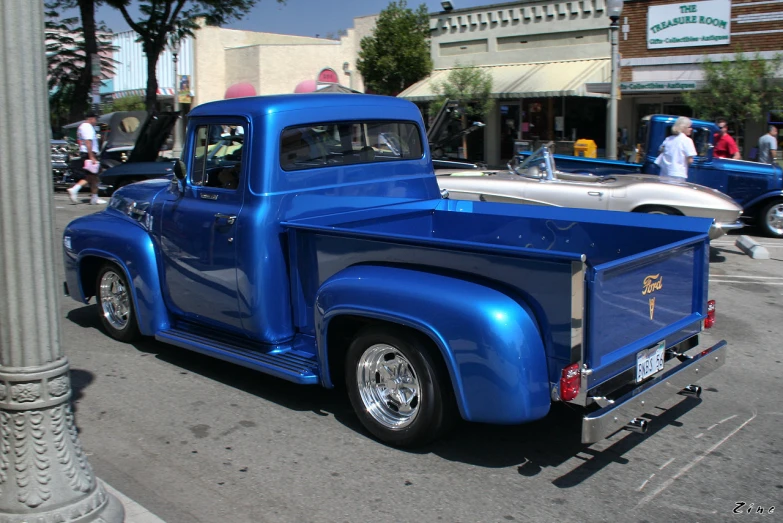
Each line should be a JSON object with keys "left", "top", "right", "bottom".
{"left": 585, "top": 237, "right": 708, "bottom": 386}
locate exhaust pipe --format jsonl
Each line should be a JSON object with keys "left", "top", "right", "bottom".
{"left": 678, "top": 384, "right": 702, "bottom": 398}
{"left": 624, "top": 417, "right": 649, "bottom": 434}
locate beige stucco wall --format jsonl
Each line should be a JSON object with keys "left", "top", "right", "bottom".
{"left": 193, "top": 24, "right": 348, "bottom": 104}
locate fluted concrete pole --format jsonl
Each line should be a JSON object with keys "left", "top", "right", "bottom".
{"left": 0, "top": 2, "right": 124, "bottom": 522}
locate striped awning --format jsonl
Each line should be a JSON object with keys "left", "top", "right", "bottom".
{"left": 398, "top": 59, "right": 611, "bottom": 101}
{"left": 112, "top": 88, "right": 194, "bottom": 99}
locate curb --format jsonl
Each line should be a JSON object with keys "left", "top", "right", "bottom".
{"left": 735, "top": 235, "right": 770, "bottom": 259}
{"left": 104, "top": 481, "right": 166, "bottom": 523}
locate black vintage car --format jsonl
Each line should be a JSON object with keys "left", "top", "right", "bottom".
{"left": 98, "top": 112, "right": 178, "bottom": 194}
{"left": 62, "top": 111, "right": 149, "bottom": 171}
{"left": 51, "top": 138, "right": 76, "bottom": 190}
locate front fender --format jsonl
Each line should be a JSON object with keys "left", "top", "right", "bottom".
{"left": 743, "top": 190, "right": 783, "bottom": 215}
{"left": 315, "top": 265, "right": 550, "bottom": 424}
{"left": 63, "top": 212, "right": 169, "bottom": 336}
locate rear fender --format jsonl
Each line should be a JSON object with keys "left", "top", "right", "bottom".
{"left": 315, "top": 265, "right": 550, "bottom": 424}
{"left": 64, "top": 212, "right": 169, "bottom": 336}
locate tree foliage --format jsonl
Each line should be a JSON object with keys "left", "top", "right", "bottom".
{"left": 45, "top": 1, "right": 116, "bottom": 127}
{"left": 431, "top": 65, "right": 494, "bottom": 119}
{"left": 357, "top": 1, "right": 432, "bottom": 96}
{"left": 684, "top": 52, "right": 783, "bottom": 139}
{"left": 105, "top": 0, "right": 278, "bottom": 112}
{"left": 102, "top": 95, "right": 146, "bottom": 113}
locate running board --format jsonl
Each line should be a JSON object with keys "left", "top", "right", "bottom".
{"left": 155, "top": 329, "right": 320, "bottom": 385}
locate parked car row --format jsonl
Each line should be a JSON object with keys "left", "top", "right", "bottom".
{"left": 61, "top": 104, "right": 776, "bottom": 240}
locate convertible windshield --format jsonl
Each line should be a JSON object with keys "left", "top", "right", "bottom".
{"left": 512, "top": 146, "right": 556, "bottom": 178}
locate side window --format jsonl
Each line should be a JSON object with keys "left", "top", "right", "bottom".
{"left": 190, "top": 124, "right": 245, "bottom": 189}
{"left": 280, "top": 120, "right": 423, "bottom": 172}
{"left": 692, "top": 128, "right": 710, "bottom": 157}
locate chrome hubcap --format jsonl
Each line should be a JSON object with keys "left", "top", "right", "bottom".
{"left": 766, "top": 203, "right": 783, "bottom": 235}
{"left": 357, "top": 344, "right": 420, "bottom": 430}
{"left": 99, "top": 271, "right": 130, "bottom": 330}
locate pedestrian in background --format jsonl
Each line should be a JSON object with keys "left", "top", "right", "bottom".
{"left": 713, "top": 118, "right": 741, "bottom": 159}
{"left": 655, "top": 116, "right": 697, "bottom": 179}
{"left": 67, "top": 112, "right": 106, "bottom": 205}
{"left": 758, "top": 125, "right": 779, "bottom": 165}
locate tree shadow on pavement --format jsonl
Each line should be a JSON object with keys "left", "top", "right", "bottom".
{"left": 64, "top": 303, "right": 703, "bottom": 488}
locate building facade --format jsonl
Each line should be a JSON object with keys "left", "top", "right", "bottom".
{"left": 105, "top": 19, "right": 375, "bottom": 109}
{"left": 588, "top": 0, "right": 783, "bottom": 154}
{"left": 399, "top": 0, "right": 617, "bottom": 166}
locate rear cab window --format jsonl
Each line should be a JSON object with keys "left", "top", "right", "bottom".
{"left": 280, "top": 120, "right": 423, "bottom": 172}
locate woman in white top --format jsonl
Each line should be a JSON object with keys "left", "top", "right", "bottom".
{"left": 655, "top": 116, "right": 697, "bottom": 179}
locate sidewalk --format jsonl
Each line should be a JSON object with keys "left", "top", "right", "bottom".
{"left": 104, "top": 482, "right": 165, "bottom": 523}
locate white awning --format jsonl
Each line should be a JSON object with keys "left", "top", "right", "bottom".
{"left": 398, "top": 59, "right": 611, "bottom": 101}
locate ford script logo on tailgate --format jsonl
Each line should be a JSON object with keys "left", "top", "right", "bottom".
{"left": 643, "top": 274, "right": 663, "bottom": 320}
{"left": 642, "top": 274, "right": 663, "bottom": 295}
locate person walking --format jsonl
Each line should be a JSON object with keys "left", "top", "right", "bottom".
{"left": 758, "top": 125, "right": 779, "bottom": 165}
{"left": 713, "top": 118, "right": 741, "bottom": 159}
{"left": 67, "top": 112, "right": 106, "bottom": 205}
{"left": 655, "top": 116, "right": 697, "bottom": 179}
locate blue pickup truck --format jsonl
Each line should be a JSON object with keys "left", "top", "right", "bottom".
{"left": 527, "top": 115, "right": 783, "bottom": 237}
{"left": 63, "top": 95, "right": 726, "bottom": 447}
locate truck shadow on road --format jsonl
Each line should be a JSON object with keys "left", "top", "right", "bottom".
{"left": 66, "top": 303, "right": 705, "bottom": 488}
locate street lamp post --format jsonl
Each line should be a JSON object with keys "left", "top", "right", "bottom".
{"left": 0, "top": 2, "right": 123, "bottom": 521}
{"left": 171, "top": 38, "right": 183, "bottom": 156}
{"left": 607, "top": 0, "right": 624, "bottom": 161}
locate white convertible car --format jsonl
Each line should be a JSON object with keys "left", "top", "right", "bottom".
{"left": 436, "top": 146, "right": 744, "bottom": 240}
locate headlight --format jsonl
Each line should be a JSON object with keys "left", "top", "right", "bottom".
{"left": 109, "top": 196, "right": 153, "bottom": 231}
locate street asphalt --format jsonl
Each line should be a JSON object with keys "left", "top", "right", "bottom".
{"left": 52, "top": 192, "right": 783, "bottom": 523}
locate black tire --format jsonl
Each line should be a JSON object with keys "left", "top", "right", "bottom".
{"left": 633, "top": 205, "right": 681, "bottom": 216}
{"left": 345, "top": 326, "right": 456, "bottom": 447}
{"left": 95, "top": 263, "right": 140, "bottom": 342}
{"left": 758, "top": 199, "right": 783, "bottom": 238}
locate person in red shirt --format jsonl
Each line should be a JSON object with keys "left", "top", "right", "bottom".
{"left": 713, "top": 118, "right": 741, "bottom": 159}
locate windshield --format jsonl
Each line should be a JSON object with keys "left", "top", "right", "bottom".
{"left": 512, "top": 146, "right": 556, "bottom": 178}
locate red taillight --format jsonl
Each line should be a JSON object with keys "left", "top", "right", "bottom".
{"left": 560, "top": 363, "right": 581, "bottom": 402}
{"left": 704, "top": 299, "right": 716, "bottom": 329}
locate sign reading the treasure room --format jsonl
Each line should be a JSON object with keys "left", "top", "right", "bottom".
{"left": 647, "top": 0, "right": 731, "bottom": 49}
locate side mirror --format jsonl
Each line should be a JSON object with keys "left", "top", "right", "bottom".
{"left": 173, "top": 159, "right": 186, "bottom": 180}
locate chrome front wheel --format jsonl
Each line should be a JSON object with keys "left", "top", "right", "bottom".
{"left": 357, "top": 344, "right": 421, "bottom": 430}
{"left": 761, "top": 200, "right": 783, "bottom": 238}
{"left": 96, "top": 264, "right": 140, "bottom": 342}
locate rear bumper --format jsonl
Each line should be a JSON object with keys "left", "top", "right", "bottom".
{"left": 581, "top": 339, "right": 727, "bottom": 444}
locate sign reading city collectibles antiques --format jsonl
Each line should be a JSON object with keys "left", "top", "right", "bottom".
{"left": 647, "top": 0, "right": 731, "bottom": 49}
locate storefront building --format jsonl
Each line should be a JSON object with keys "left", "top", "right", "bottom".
{"left": 398, "top": 0, "right": 617, "bottom": 166}
{"left": 587, "top": 0, "right": 783, "bottom": 154}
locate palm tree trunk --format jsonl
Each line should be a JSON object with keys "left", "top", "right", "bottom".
{"left": 68, "top": 0, "right": 97, "bottom": 122}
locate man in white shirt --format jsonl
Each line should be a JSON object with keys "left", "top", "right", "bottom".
{"left": 655, "top": 116, "right": 697, "bottom": 179}
{"left": 67, "top": 112, "right": 106, "bottom": 204}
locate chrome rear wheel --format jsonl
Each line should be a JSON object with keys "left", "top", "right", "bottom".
{"left": 357, "top": 344, "right": 421, "bottom": 430}
{"left": 346, "top": 326, "right": 455, "bottom": 447}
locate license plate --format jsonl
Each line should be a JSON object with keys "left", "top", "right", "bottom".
{"left": 636, "top": 341, "right": 665, "bottom": 383}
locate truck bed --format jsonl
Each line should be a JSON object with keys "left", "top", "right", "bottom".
{"left": 284, "top": 199, "right": 712, "bottom": 388}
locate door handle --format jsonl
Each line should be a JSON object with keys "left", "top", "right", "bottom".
{"left": 214, "top": 213, "right": 236, "bottom": 225}
{"left": 587, "top": 191, "right": 603, "bottom": 197}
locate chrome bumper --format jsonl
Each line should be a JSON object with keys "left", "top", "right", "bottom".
{"left": 709, "top": 220, "right": 744, "bottom": 239}
{"left": 581, "top": 340, "right": 727, "bottom": 444}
